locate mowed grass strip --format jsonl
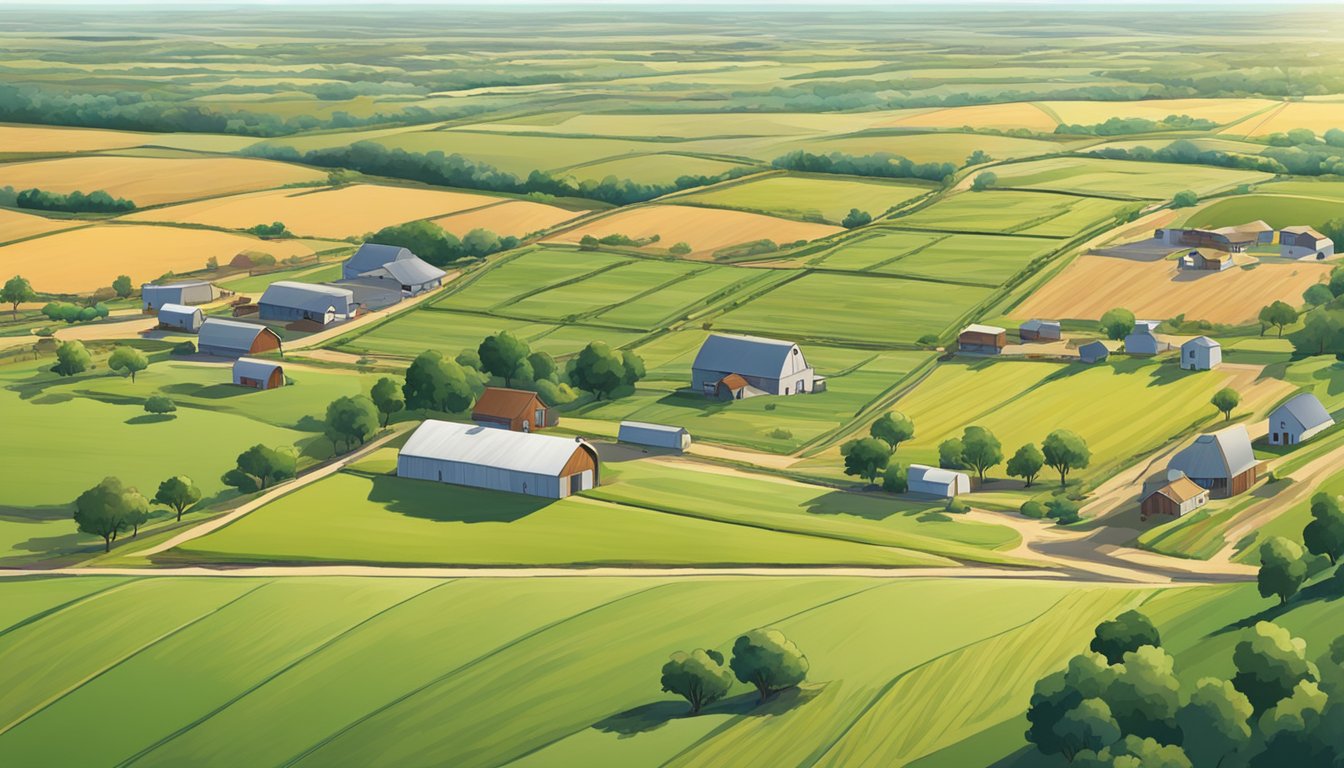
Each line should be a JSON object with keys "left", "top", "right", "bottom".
{"left": 813, "top": 230, "right": 942, "bottom": 272}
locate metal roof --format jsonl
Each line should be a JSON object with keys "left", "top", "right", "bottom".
{"left": 369, "top": 256, "right": 445, "bottom": 285}
{"left": 142, "top": 279, "right": 211, "bottom": 290}
{"left": 1168, "top": 425, "right": 1257, "bottom": 480}
{"left": 199, "top": 318, "right": 273, "bottom": 353}
{"left": 962, "top": 324, "right": 1005, "bottom": 335}
{"left": 1148, "top": 476, "right": 1208, "bottom": 504}
{"left": 1183, "top": 336, "right": 1219, "bottom": 349}
{"left": 400, "top": 420, "right": 596, "bottom": 476}
{"left": 1271, "top": 392, "right": 1334, "bottom": 431}
{"left": 1079, "top": 340, "right": 1109, "bottom": 357}
{"left": 346, "top": 243, "right": 414, "bottom": 275}
{"left": 157, "top": 303, "right": 200, "bottom": 322}
{"left": 619, "top": 421, "right": 688, "bottom": 436}
{"left": 692, "top": 333, "right": 802, "bottom": 379}
{"left": 1282, "top": 225, "right": 1328, "bottom": 240}
{"left": 233, "top": 357, "right": 282, "bottom": 380}
{"left": 260, "top": 281, "right": 354, "bottom": 314}
{"left": 1020, "top": 319, "right": 1059, "bottom": 333}
{"left": 907, "top": 464, "right": 968, "bottom": 486}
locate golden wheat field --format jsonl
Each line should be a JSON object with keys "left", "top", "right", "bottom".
{"left": 1228, "top": 100, "right": 1344, "bottom": 137}
{"left": 547, "top": 203, "right": 844, "bottom": 256}
{"left": 430, "top": 199, "right": 587, "bottom": 237}
{"left": 1042, "top": 98, "right": 1275, "bottom": 126}
{"left": 0, "top": 209, "right": 82, "bottom": 244}
{"left": 0, "top": 155, "right": 326, "bottom": 206}
{"left": 0, "top": 123, "right": 151, "bottom": 153}
{"left": 878, "top": 102, "right": 1059, "bottom": 132}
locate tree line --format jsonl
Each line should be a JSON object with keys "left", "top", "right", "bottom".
{"left": 770, "top": 150, "right": 956, "bottom": 182}
{"left": 369, "top": 220, "right": 518, "bottom": 266}
{"left": 13, "top": 187, "right": 136, "bottom": 213}
{"left": 1054, "top": 114, "right": 1218, "bottom": 137}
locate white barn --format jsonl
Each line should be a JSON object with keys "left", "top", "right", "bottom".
{"left": 397, "top": 420, "right": 600, "bottom": 499}
{"left": 142, "top": 280, "right": 215, "bottom": 311}
{"left": 1268, "top": 393, "right": 1335, "bottom": 446}
{"left": 157, "top": 303, "right": 203, "bottom": 332}
{"left": 1180, "top": 336, "right": 1221, "bottom": 371}
{"left": 907, "top": 464, "right": 971, "bottom": 498}
{"left": 691, "top": 333, "right": 819, "bottom": 399}
{"left": 618, "top": 421, "right": 691, "bottom": 451}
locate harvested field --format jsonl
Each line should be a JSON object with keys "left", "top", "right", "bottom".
{"left": 0, "top": 224, "right": 315, "bottom": 293}
{"left": 1015, "top": 254, "right": 1331, "bottom": 324}
{"left": 0, "top": 123, "right": 150, "bottom": 153}
{"left": 990, "top": 157, "right": 1272, "bottom": 200}
{"left": 1179, "top": 194, "right": 1344, "bottom": 230}
{"left": 1228, "top": 101, "right": 1344, "bottom": 137}
{"left": 0, "top": 155, "right": 325, "bottom": 206}
{"left": 430, "top": 199, "right": 586, "bottom": 237}
{"left": 1043, "top": 98, "right": 1274, "bottom": 126}
{"left": 548, "top": 204, "right": 843, "bottom": 256}
{"left": 122, "top": 183, "right": 508, "bottom": 238}
{"left": 0, "top": 209, "right": 81, "bottom": 244}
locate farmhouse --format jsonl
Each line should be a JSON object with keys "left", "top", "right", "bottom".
{"left": 1267, "top": 392, "right": 1335, "bottom": 446}
{"left": 232, "top": 358, "right": 284, "bottom": 390}
{"left": 907, "top": 464, "right": 971, "bottom": 499}
{"left": 1078, "top": 340, "right": 1109, "bottom": 364}
{"left": 1179, "top": 336, "right": 1221, "bottom": 371}
{"left": 1167, "top": 424, "right": 1258, "bottom": 498}
{"left": 1280, "top": 226, "right": 1335, "bottom": 260}
{"left": 1140, "top": 476, "right": 1209, "bottom": 520}
{"left": 198, "top": 317, "right": 282, "bottom": 358}
{"left": 1178, "top": 249, "right": 1233, "bottom": 272}
{"left": 691, "top": 333, "right": 819, "bottom": 399}
{"left": 1156, "top": 221, "right": 1272, "bottom": 253}
{"left": 258, "top": 281, "right": 355, "bottom": 326}
{"left": 471, "top": 387, "right": 555, "bottom": 432}
{"left": 618, "top": 421, "right": 691, "bottom": 451}
{"left": 343, "top": 243, "right": 446, "bottom": 295}
{"left": 141, "top": 279, "right": 215, "bottom": 311}
{"left": 1019, "top": 319, "right": 1061, "bottom": 342}
{"left": 1124, "top": 320, "right": 1165, "bottom": 356}
{"left": 958, "top": 324, "right": 1006, "bottom": 354}
{"left": 397, "top": 420, "right": 599, "bottom": 498}
{"left": 156, "top": 303, "right": 202, "bottom": 332}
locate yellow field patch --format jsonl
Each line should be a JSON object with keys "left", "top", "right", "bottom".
{"left": 0, "top": 123, "right": 151, "bottom": 153}
{"left": 1043, "top": 98, "right": 1274, "bottom": 126}
{"left": 0, "top": 209, "right": 82, "bottom": 244}
{"left": 0, "top": 224, "right": 315, "bottom": 293}
{"left": 122, "top": 183, "right": 508, "bottom": 238}
{"left": 879, "top": 102, "right": 1058, "bottom": 132}
{"left": 0, "top": 155, "right": 325, "bottom": 206}
{"left": 1229, "top": 101, "right": 1344, "bottom": 137}
{"left": 430, "top": 200, "right": 585, "bottom": 237}
{"left": 547, "top": 204, "right": 843, "bottom": 256}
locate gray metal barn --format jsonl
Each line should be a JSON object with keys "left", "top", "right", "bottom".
{"left": 141, "top": 280, "right": 216, "bottom": 310}
{"left": 157, "top": 303, "right": 203, "bottom": 332}
{"left": 198, "top": 318, "right": 282, "bottom": 358}
{"left": 258, "top": 281, "right": 355, "bottom": 325}
{"left": 343, "top": 243, "right": 446, "bottom": 295}
{"left": 618, "top": 421, "right": 691, "bottom": 451}
{"left": 691, "top": 333, "right": 818, "bottom": 398}
{"left": 397, "top": 420, "right": 600, "bottom": 499}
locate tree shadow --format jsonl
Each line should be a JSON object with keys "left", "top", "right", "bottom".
{"left": 29, "top": 392, "right": 74, "bottom": 405}
{"left": 294, "top": 415, "right": 327, "bottom": 433}
{"left": 804, "top": 489, "right": 930, "bottom": 521}
{"left": 369, "top": 475, "right": 550, "bottom": 523}
{"left": 161, "top": 383, "right": 245, "bottom": 400}
{"left": 594, "top": 687, "right": 819, "bottom": 737}
{"left": 125, "top": 413, "right": 176, "bottom": 425}
{"left": 1211, "top": 577, "right": 1342, "bottom": 637}
{"left": 1146, "top": 363, "right": 1195, "bottom": 388}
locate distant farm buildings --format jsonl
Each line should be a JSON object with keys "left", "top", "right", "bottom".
{"left": 1267, "top": 393, "right": 1335, "bottom": 446}
{"left": 958, "top": 324, "right": 1006, "bottom": 354}
{"left": 156, "top": 303, "right": 202, "bottom": 332}
{"left": 618, "top": 421, "right": 691, "bottom": 451}
{"left": 1124, "top": 320, "right": 1165, "bottom": 356}
{"left": 1155, "top": 220, "right": 1334, "bottom": 261}
{"left": 1019, "top": 319, "right": 1061, "bottom": 342}
{"left": 258, "top": 281, "right": 355, "bottom": 326}
{"left": 142, "top": 280, "right": 216, "bottom": 311}
{"left": 198, "top": 318, "right": 282, "bottom": 358}
{"left": 1155, "top": 221, "right": 1272, "bottom": 253}
{"left": 1078, "top": 340, "right": 1110, "bottom": 364}
{"left": 342, "top": 243, "right": 446, "bottom": 296}
{"left": 907, "top": 464, "right": 971, "bottom": 499}
{"left": 232, "top": 358, "right": 284, "bottom": 390}
{"left": 1167, "top": 425, "right": 1258, "bottom": 499}
{"left": 1178, "top": 249, "right": 1233, "bottom": 272}
{"left": 397, "top": 420, "right": 599, "bottom": 498}
{"left": 1140, "top": 475, "right": 1209, "bottom": 520}
{"left": 692, "top": 333, "right": 820, "bottom": 399}
{"left": 471, "top": 387, "right": 555, "bottom": 433}
{"left": 1280, "top": 226, "right": 1335, "bottom": 260}
{"left": 1179, "top": 336, "right": 1221, "bottom": 371}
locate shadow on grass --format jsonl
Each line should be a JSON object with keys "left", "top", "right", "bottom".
{"left": 160, "top": 382, "right": 245, "bottom": 400}
{"left": 594, "top": 687, "right": 820, "bottom": 737}
{"left": 804, "top": 489, "right": 929, "bottom": 521}
{"left": 368, "top": 475, "right": 550, "bottom": 523}
{"left": 125, "top": 413, "right": 175, "bottom": 425}
{"left": 1212, "top": 575, "right": 1342, "bottom": 637}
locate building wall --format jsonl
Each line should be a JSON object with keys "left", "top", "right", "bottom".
{"left": 249, "top": 332, "right": 282, "bottom": 355}
{"left": 258, "top": 303, "right": 338, "bottom": 325}
{"left": 397, "top": 456, "right": 564, "bottom": 498}
{"left": 692, "top": 367, "right": 816, "bottom": 396}
{"left": 619, "top": 426, "right": 690, "bottom": 450}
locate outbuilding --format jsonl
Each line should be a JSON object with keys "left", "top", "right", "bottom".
{"left": 1178, "top": 249, "right": 1233, "bottom": 272}
{"left": 618, "top": 421, "right": 691, "bottom": 451}
{"left": 397, "top": 420, "right": 600, "bottom": 498}
{"left": 1124, "top": 320, "right": 1164, "bottom": 356}
{"left": 232, "top": 358, "right": 284, "bottom": 390}
{"left": 142, "top": 280, "right": 215, "bottom": 311}
{"left": 258, "top": 281, "right": 355, "bottom": 326}
{"left": 1180, "top": 336, "right": 1221, "bottom": 371}
{"left": 958, "top": 324, "right": 1006, "bottom": 354}
{"left": 906, "top": 464, "right": 971, "bottom": 498}
{"left": 198, "top": 318, "right": 282, "bottom": 358}
{"left": 343, "top": 243, "right": 447, "bottom": 295}
{"left": 1268, "top": 392, "right": 1335, "bottom": 446}
{"left": 156, "top": 303, "right": 203, "bottom": 332}
{"left": 1019, "top": 319, "right": 1061, "bottom": 342}
{"left": 1280, "top": 226, "right": 1335, "bottom": 260}
{"left": 691, "top": 333, "right": 818, "bottom": 398}
{"left": 1167, "top": 425, "right": 1259, "bottom": 498}
{"left": 1078, "top": 341, "right": 1110, "bottom": 364}
{"left": 471, "top": 387, "right": 555, "bottom": 432}
{"left": 1140, "top": 476, "right": 1210, "bottom": 520}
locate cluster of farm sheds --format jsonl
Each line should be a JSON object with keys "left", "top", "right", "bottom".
{"left": 139, "top": 225, "right": 1337, "bottom": 513}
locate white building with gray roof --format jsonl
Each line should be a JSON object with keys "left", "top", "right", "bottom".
{"left": 343, "top": 243, "right": 446, "bottom": 295}
{"left": 907, "top": 464, "right": 971, "bottom": 499}
{"left": 258, "top": 281, "right": 355, "bottom": 326}
{"left": 397, "top": 420, "right": 600, "bottom": 498}
{"left": 142, "top": 280, "right": 216, "bottom": 311}
{"left": 691, "top": 333, "right": 819, "bottom": 399}
{"left": 618, "top": 421, "right": 691, "bottom": 451}
{"left": 1179, "top": 336, "right": 1221, "bottom": 371}
{"left": 156, "top": 303, "right": 203, "bottom": 332}
{"left": 1167, "top": 424, "right": 1259, "bottom": 498}
{"left": 1268, "top": 393, "right": 1335, "bottom": 446}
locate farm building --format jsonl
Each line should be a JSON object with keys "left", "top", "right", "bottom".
{"left": 618, "top": 421, "right": 691, "bottom": 451}
{"left": 396, "top": 420, "right": 599, "bottom": 499}
{"left": 907, "top": 465, "right": 971, "bottom": 499}
{"left": 1267, "top": 393, "right": 1335, "bottom": 446}
{"left": 1155, "top": 221, "right": 1272, "bottom": 253}
{"left": 141, "top": 279, "right": 216, "bottom": 311}
{"left": 958, "top": 324, "right": 1006, "bottom": 354}
{"left": 1179, "top": 336, "right": 1221, "bottom": 371}
{"left": 1178, "top": 249, "right": 1233, "bottom": 272}
{"left": 1019, "top": 319, "right": 1061, "bottom": 342}
{"left": 1124, "top": 320, "right": 1165, "bottom": 356}
{"left": 342, "top": 243, "right": 446, "bottom": 295}
{"left": 1140, "top": 476, "right": 1209, "bottom": 520}
{"left": 1167, "top": 425, "right": 1258, "bottom": 499}
{"left": 258, "top": 281, "right": 355, "bottom": 326}
{"left": 156, "top": 303, "right": 202, "bottom": 332}
{"left": 1280, "top": 226, "right": 1335, "bottom": 260}
{"left": 691, "top": 333, "right": 819, "bottom": 399}
{"left": 471, "top": 387, "right": 555, "bottom": 433}
{"left": 232, "top": 358, "right": 284, "bottom": 390}
{"left": 1078, "top": 341, "right": 1110, "bottom": 364}
{"left": 198, "top": 318, "right": 282, "bottom": 358}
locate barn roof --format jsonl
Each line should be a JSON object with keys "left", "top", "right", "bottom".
{"left": 619, "top": 421, "right": 688, "bottom": 436}
{"left": 908, "top": 464, "right": 967, "bottom": 486}
{"left": 233, "top": 357, "right": 282, "bottom": 380}
{"left": 1078, "top": 340, "right": 1109, "bottom": 360}
{"left": 1168, "top": 425, "right": 1257, "bottom": 480}
{"left": 260, "top": 281, "right": 354, "bottom": 313}
{"left": 142, "top": 279, "right": 211, "bottom": 290}
{"left": 157, "top": 303, "right": 200, "bottom": 322}
{"left": 692, "top": 333, "right": 801, "bottom": 378}
{"left": 1282, "top": 225, "right": 1328, "bottom": 239}
{"left": 372, "top": 256, "right": 446, "bottom": 286}
{"left": 199, "top": 318, "right": 273, "bottom": 353}
{"left": 1183, "top": 335, "right": 1219, "bottom": 349}
{"left": 961, "top": 323, "right": 1005, "bottom": 335}
{"left": 472, "top": 387, "right": 543, "bottom": 420}
{"left": 401, "top": 419, "right": 595, "bottom": 476}
{"left": 1147, "top": 476, "right": 1208, "bottom": 504}
{"left": 346, "top": 243, "right": 414, "bottom": 275}
{"left": 1271, "top": 392, "right": 1334, "bottom": 431}
{"left": 718, "top": 373, "right": 749, "bottom": 390}
{"left": 1020, "top": 319, "right": 1059, "bottom": 333}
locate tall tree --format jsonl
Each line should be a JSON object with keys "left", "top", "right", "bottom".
{"left": 73, "top": 476, "right": 148, "bottom": 552}
{"left": 729, "top": 629, "right": 808, "bottom": 703}
{"left": 1100, "top": 308, "right": 1136, "bottom": 341}
{"left": 1006, "top": 442, "right": 1045, "bottom": 487}
{"left": 369, "top": 376, "right": 405, "bottom": 427}
{"left": 1, "top": 275, "right": 35, "bottom": 318}
{"left": 1104, "top": 645, "right": 1181, "bottom": 742}
{"left": 842, "top": 437, "right": 892, "bottom": 485}
{"left": 1055, "top": 698, "right": 1122, "bottom": 762}
{"left": 325, "top": 395, "right": 379, "bottom": 452}
{"left": 1259, "top": 301, "right": 1299, "bottom": 337}
{"left": 111, "top": 274, "right": 133, "bottom": 299}
{"left": 1303, "top": 492, "right": 1344, "bottom": 565}
{"left": 660, "top": 649, "right": 734, "bottom": 715}
{"left": 1042, "top": 430, "right": 1091, "bottom": 487}
{"left": 1210, "top": 388, "right": 1240, "bottom": 421}
{"left": 153, "top": 475, "right": 202, "bottom": 522}
{"left": 1176, "top": 678, "right": 1253, "bottom": 768}
{"left": 1090, "top": 610, "right": 1161, "bottom": 665}
{"left": 1232, "top": 621, "right": 1319, "bottom": 714}
{"left": 478, "top": 331, "right": 531, "bottom": 386}
{"left": 222, "top": 444, "right": 297, "bottom": 493}
{"left": 403, "top": 350, "right": 475, "bottom": 413}
{"left": 1257, "top": 537, "right": 1307, "bottom": 606}
{"left": 869, "top": 412, "right": 914, "bottom": 453}
{"left": 960, "top": 425, "right": 1002, "bottom": 482}
{"left": 569, "top": 342, "right": 644, "bottom": 400}
{"left": 108, "top": 345, "right": 149, "bottom": 383}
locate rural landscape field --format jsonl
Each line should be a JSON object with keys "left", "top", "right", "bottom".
{"left": 8, "top": 2, "right": 1344, "bottom": 767}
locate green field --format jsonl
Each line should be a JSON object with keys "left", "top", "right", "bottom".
{"left": 873, "top": 233, "right": 1057, "bottom": 285}
{"left": 561, "top": 153, "right": 753, "bottom": 185}
{"left": 436, "top": 249, "right": 629, "bottom": 312}
{"left": 671, "top": 174, "right": 934, "bottom": 224}
{"left": 989, "top": 157, "right": 1273, "bottom": 200}
{"left": 1182, "top": 193, "right": 1344, "bottom": 230}
{"left": 508, "top": 259, "right": 699, "bottom": 321}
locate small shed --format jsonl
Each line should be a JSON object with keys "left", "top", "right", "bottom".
{"left": 1078, "top": 341, "right": 1109, "bottom": 364}
{"left": 691, "top": 333, "right": 816, "bottom": 397}
{"left": 958, "top": 324, "right": 1006, "bottom": 354}
{"left": 1179, "top": 336, "right": 1221, "bottom": 371}
{"left": 1268, "top": 393, "right": 1335, "bottom": 446}
{"left": 1124, "top": 320, "right": 1164, "bottom": 356}
{"left": 471, "top": 387, "right": 555, "bottom": 432}
{"left": 258, "top": 281, "right": 355, "bottom": 326}
{"left": 198, "top": 318, "right": 282, "bottom": 358}
{"left": 397, "top": 420, "right": 600, "bottom": 498}
{"left": 907, "top": 464, "right": 971, "bottom": 498}
{"left": 618, "top": 421, "right": 691, "bottom": 451}
{"left": 1019, "top": 319, "right": 1061, "bottom": 342}
{"left": 232, "top": 358, "right": 284, "bottom": 390}
{"left": 1167, "top": 425, "right": 1259, "bottom": 499}
{"left": 1178, "top": 250, "right": 1233, "bottom": 271}
{"left": 1141, "top": 475, "right": 1210, "bottom": 520}
{"left": 142, "top": 280, "right": 215, "bottom": 310}
{"left": 1280, "top": 226, "right": 1335, "bottom": 260}
{"left": 157, "top": 303, "right": 203, "bottom": 332}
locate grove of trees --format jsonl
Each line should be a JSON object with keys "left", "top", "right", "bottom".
{"left": 661, "top": 628, "right": 808, "bottom": 714}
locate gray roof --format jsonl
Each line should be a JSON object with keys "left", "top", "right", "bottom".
{"left": 1271, "top": 393, "right": 1334, "bottom": 431}
{"left": 199, "top": 318, "right": 273, "bottom": 353}
{"left": 369, "top": 257, "right": 446, "bottom": 285}
{"left": 347, "top": 243, "right": 415, "bottom": 275}
{"left": 233, "top": 357, "right": 282, "bottom": 380}
{"left": 619, "top": 421, "right": 688, "bottom": 436}
{"left": 962, "top": 324, "right": 1005, "bottom": 335}
{"left": 157, "top": 303, "right": 200, "bottom": 322}
{"left": 692, "top": 333, "right": 802, "bottom": 378}
{"left": 1183, "top": 336, "right": 1219, "bottom": 349}
{"left": 1078, "top": 340, "right": 1109, "bottom": 360}
{"left": 908, "top": 464, "right": 968, "bottom": 485}
{"left": 1020, "top": 319, "right": 1060, "bottom": 333}
{"left": 259, "top": 281, "right": 354, "bottom": 314}
{"left": 1125, "top": 331, "right": 1160, "bottom": 354}
{"left": 1168, "top": 425, "right": 1257, "bottom": 480}
{"left": 400, "top": 420, "right": 596, "bottom": 476}
{"left": 142, "top": 279, "right": 211, "bottom": 290}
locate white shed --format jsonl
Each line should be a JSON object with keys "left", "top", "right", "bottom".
{"left": 397, "top": 420, "right": 600, "bottom": 499}
{"left": 157, "top": 303, "right": 203, "bottom": 332}
{"left": 907, "top": 464, "right": 971, "bottom": 498}
{"left": 618, "top": 421, "right": 691, "bottom": 451}
{"left": 1268, "top": 393, "right": 1335, "bottom": 446}
{"left": 1179, "top": 336, "right": 1221, "bottom": 371}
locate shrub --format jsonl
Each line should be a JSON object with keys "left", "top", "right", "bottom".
{"left": 769, "top": 427, "right": 793, "bottom": 440}
{"left": 171, "top": 340, "right": 196, "bottom": 355}
{"left": 946, "top": 498, "right": 970, "bottom": 514}
{"left": 1020, "top": 500, "right": 1046, "bottom": 518}
{"left": 143, "top": 395, "right": 176, "bottom": 414}
{"left": 670, "top": 241, "right": 692, "bottom": 255}
{"left": 1046, "top": 497, "right": 1082, "bottom": 524}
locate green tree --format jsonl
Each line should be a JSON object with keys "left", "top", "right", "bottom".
{"left": 1090, "top": 610, "right": 1161, "bottom": 665}
{"left": 841, "top": 208, "right": 872, "bottom": 228}
{"left": 842, "top": 437, "right": 892, "bottom": 485}
{"left": 369, "top": 220, "right": 461, "bottom": 267}
{"left": 1043, "top": 429, "right": 1091, "bottom": 487}
{"left": 661, "top": 649, "right": 734, "bottom": 715}
{"left": 222, "top": 444, "right": 298, "bottom": 493}
{"left": 153, "top": 475, "right": 201, "bottom": 522}
{"left": 369, "top": 376, "right": 405, "bottom": 427}
{"left": 1232, "top": 621, "right": 1319, "bottom": 714}
{"left": 111, "top": 274, "right": 133, "bottom": 299}
{"left": 882, "top": 463, "right": 907, "bottom": 493}
{"left": 325, "top": 395, "right": 379, "bottom": 452}
{"left": 1100, "top": 308, "right": 1136, "bottom": 341}
{"left": 1006, "top": 442, "right": 1045, "bottom": 487}
{"left": 2, "top": 275, "right": 36, "bottom": 318}
{"left": 669, "top": 241, "right": 692, "bottom": 255}
{"left": 1303, "top": 283, "right": 1333, "bottom": 307}
{"left": 73, "top": 476, "right": 148, "bottom": 552}
{"left": 1303, "top": 492, "right": 1344, "bottom": 565}
{"left": 1210, "top": 388, "right": 1240, "bottom": 421}
{"left": 1055, "top": 698, "right": 1122, "bottom": 762}
{"left": 528, "top": 351, "right": 558, "bottom": 382}
{"left": 1172, "top": 190, "right": 1199, "bottom": 208}
{"left": 869, "top": 412, "right": 914, "bottom": 452}
{"left": 938, "top": 437, "right": 966, "bottom": 470}
{"left": 1290, "top": 310, "right": 1342, "bottom": 356}
{"left": 966, "top": 149, "right": 992, "bottom": 165}
{"left": 1025, "top": 652, "right": 1119, "bottom": 761}
{"left": 569, "top": 342, "right": 643, "bottom": 400}
{"left": 403, "top": 350, "right": 475, "bottom": 413}
{"left": 51, "top": 340, "right": 91, "bottom": 377}
{"left": 1077, "top": 736, "right": 1192, "bottom": 768}
{"left": 107, "top": 345, "right": 149, "bottom": 383}
{"left": 1257, "top": 537, "right": 1307, "bottom": 606}
{"left": 1255, "top": 680, "right": 1329, "bottom": 767}
{"left": 1047, "top": 496, "right": 1082, "bottom": 524}
{"left": 479, "top": 331, "right": 531, "bottom": 386}
{"left": 1259, "top": 301, "right": 1299, "bottom": 337}
{"left": 960, "top": 425, "right": 1002, "bottom": 482}
{"left": 729, "top": 629, "right": 808, "bottom": 703}
{"left": 1177, "top": 678, "right": 1252, "bottom": 768}
{"left": 143, "top": 395, "right": 176, "bottom": 415}
{"left": 1105, "top": 645, "right": 1181, "bottom": 742}
{"left": 971, "top": 171, "right": 998, "bottom": 191}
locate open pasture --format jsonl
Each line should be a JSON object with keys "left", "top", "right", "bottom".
{"left": 1180, "top": 192, "right": 1344, "bottom": 230}
{"left": 0, "top": 208, "right": 80, "bottom": 244}
{"left": 0, "top": 155, "right": 324, "bottom": 207}
{"left": 878, "top": 102, "right": 1059, "bottom": 132}
{"left": 1016, "top": 253, "right": 1330, "bottom": 324}
{"left": 429, "top": 199, "right": 587, "bottom": 237}
{"left": 596, "top": 266, "right": 770, "bottom": 329}
{"left": 818, "top": 231, "right": 1056, "bottom": 285}
{"left": 336, "top": 309, "right": 644, "bottom": 359}
{"left": 0, "top": 224, "right": 316, "bottom": 293}
{"left": 374, "top": 129, "right": 667, "bottom": 176}
{"left": 121, "top": 183, "right": 510, "bottom": 239}
{"left": 1225, "top": 100, "right": 1344, "bottom": 137}
{"left": 437, "top": 248, "right": 628, "bottom": 311}
{"left": 763, "top": 131, "right": 1065, "bottom": 165}
{"left": 1042, "top": 98, "right": 1275, "bottom": 127}
{"left": 458, "top": 111, "right": 902, "bottom": 139}
{"left": 508, "top": 259, "right": 700, "bottom": 321}
{"left": 890, "top": 190, "right": 1130, "bottom": 237}
{"left": 0, "top": 123, "right": 155, "bottom": 153}
{"left": 669, "top": 174, "right": 933, "bottom": 224}
{"left": 549, "top": 204, "right": 843, "bottom": 257}
{"left": 990, "top": 157, "right": 1272, "bottom": 200}
{"left": 561, "top": 153, "right": 753, "bottom": 185}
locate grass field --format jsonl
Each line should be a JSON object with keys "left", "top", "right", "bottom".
{"left": 1180, "top": 193, "right": 1344, "bottom": 230}
{"left": 430, "top": 199, "right": 588, "bottom": 237}
{"left": 562, "top": 153, "right": 752, "bottom": 185}
{"left": 1228, "top": 100, "right": 1344, "bottom": 136}
{"left": 508, "top": 259, "right": 700, "bottom": 321}
{"left": 989, "top": 157, "right": 1272, "bottom": 200}
{"left": 891, "top": 190, "right": 1133, "bottom": 236}
{"left": 816, "top": 231, "right": 1056, "bottom": 285}
{"left": 1044, "top": 97, "right": 1274, "bottom": 126}
{"left": 669, "top": 174, "right": 933, "bottom": 224}
{"left": 764, "top": 131, "right": 1063, "bottom": 165}
{"left": 548, "top": 204, "right": 843, "bottom": 257}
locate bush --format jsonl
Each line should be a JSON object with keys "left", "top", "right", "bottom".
{"left": 171, "top": 340, "right": 196, "bottom": 355}
{"left": 1172, "top": 190, "right": 1199, "bottom": 208}
{"left": 916, "top": 334, "right": 939, "bottom": 346}
{"left": 971, "top": 171, "right": 997, "bottom": 191}
{"left": 143, "top": 395, "right": 176, "bottom": 414}
{"left": 946, "top": 498, "right": 970, "bottom": 514}
{"left": 882, "top": 463, "right": 908, "bottom": 493}
{"left": 670, "top": 241, "right": 692, "bottom": 255}
{"left": 841, "top": 208, "right": 873, "bottom": 228}
{"left": 16, "top": 187, "right": 135, "bottom": 213}
{"left": 769, "top": 427, "right": 793, "bottom": 440}
{"left": 1046, "top": 497, "right": 1082, "bottom": 524}
{"left": 1020, "top": 500, "right": 1046, "bottom": 518}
